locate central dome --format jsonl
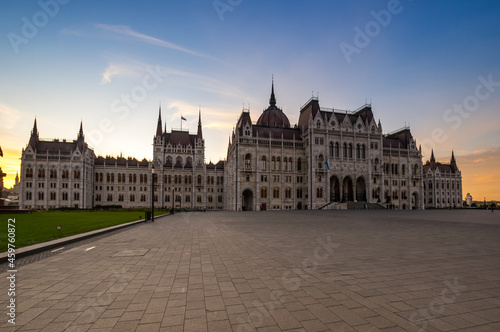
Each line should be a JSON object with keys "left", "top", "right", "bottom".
{"left": 256, "top": 81, "right": 290, "bottom": 128}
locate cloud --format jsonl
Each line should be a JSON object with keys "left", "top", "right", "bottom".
{"left": 100, "top": 62, "right": 141, "bottom": 84}
{"left": 95, "top": 24, "right": 217, "bottom": 61}
{"left": 0, "top": 103, "right": 22, "bottom": 130}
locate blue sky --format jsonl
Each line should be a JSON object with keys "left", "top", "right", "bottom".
{"left": 1, "top": 0, "right": 500, "bottom": 199}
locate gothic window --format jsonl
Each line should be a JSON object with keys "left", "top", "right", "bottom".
{"left": 273, "top": 188, "right": 280, "bottom": 198}
{"left": 288, "top": 157, "right": 293, "bottom": 171}
{"left": 244, "top": 126, "right": 251, "bottom": 136}
{"left": 343, "top": 143, "right": 347, "bottom": 158}
{"left": 348, "top": 143, "right": 353, "bottom": 158}
{"left": 296, "top": 188, "right": 303, "bottom": 198}
{"left": 166, "top": 156, "right": 172, "bottom": 166}
{"left": 197, "top": 175, "right": 202, "bottom": 185}
{"left": 318, "top": 155, "right": 324, "bottom": 169}
{"left": 297, "top": 158, "right": 302, "bottom": 171}
{"left": 277, "top": 157, "right": 281, "bottom": 170}
{"left": 316, "top": 120, "right": 321, "bottom": 129}
{"left": 402, "top": 164, "right": 406, "bottom": 176}
{"left": 50, "top": 169, "right": 57, "bottom": 178}
{"left": 361, "top": 144, "right": 366, "bottom": 159}
{"left": 283, "top": 157, "right": 288, "bottom": 170}
{"left": 197, "top": 195, "right": 202, "bottom": 203}
{"left": 261, "top": 156, "right": 267, "bottom": 170}
{"left": 38, "top": 167, "right": 45, "bottom": 178}
{"left": 329, "top": 142, "right": 334, "bottom": 157}
{"left": 316, "top": 187, "right": 323, "bottom": 198}
{"left": 74, "top": 169, "right": 81, "bottom": 179}
{"left": 218, "top": 195, "right": 222, "bottom": 203}
{"left": 330, "top": 121, "right": 336, "bottom": 128}
{"left": 285, "top": 188, "right": 292, "bottom": 199}
{"left": 130, "top": 194, "right": 135, "bottom": 202}
{"left": 272, "top": 156, "right": 276, "bottom": 170}
{"left": 356, "top": 144, "right": 361, "bottom": 159}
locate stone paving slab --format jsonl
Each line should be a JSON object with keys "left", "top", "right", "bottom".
{"left": 1, "top": 209, "right": 500, "bottom": 331}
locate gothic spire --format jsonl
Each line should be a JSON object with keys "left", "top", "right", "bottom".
{"left": 430, "top": 149, "right": 435, "bottom": 163}
{"left": 269, "top": 77, "right": 276, "bottom": 107}
{"left": 29, "top": 118, "right": 39, "bottom": 149}
{"left": 197, "top": 108, "right": 203, "bottom": 140}
{"left": 78, "top": 121, "right": 84, "bottom": 140}
{"left": 156, "top": 104, "right": 163, "bottom": 138}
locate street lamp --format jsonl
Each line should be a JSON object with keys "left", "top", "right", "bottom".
{"left": 151, "top": 166, "right": 155, "bottom": 222}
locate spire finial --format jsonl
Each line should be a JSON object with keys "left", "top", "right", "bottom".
{"left": 430, "top": 149, "right": 435, "bottom": 163}
{"left": 156, "top": 104, "right": 163, "bottom": 138}
{"left": 78, "top": 120, "right": 84, "bottom": 139}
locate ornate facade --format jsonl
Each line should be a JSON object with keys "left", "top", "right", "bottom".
{"left": 19, "top": 81, "right": 461, "bottom": 211}
{"left": 422, "top": 150, "right": 463, "bottom": 208}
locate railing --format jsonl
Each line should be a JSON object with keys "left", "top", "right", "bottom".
{"left": 386, "top": 125, "right": 410, "bottom": 136}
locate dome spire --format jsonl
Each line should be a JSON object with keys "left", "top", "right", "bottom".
{"left": 269, "top": 75, "right": 276, "bottom": 106}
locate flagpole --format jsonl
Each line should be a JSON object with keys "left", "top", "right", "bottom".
{"left": 181, "top": 115, "right": 182, "bottom": 131}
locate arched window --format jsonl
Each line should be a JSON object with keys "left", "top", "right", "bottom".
{"left": 285, "top": 188, "right": 292, "bottom": 199}
{"left": 261, "top": 187, "right": 267, "bottom": 198}
{"left": 361, "top": 144, "right": 366, "bottom": 159}
{"left": 348, "top": 143, "right": 353, "bottom": 158}
{"left": 316, "top": 187, "right": 323, "bottom": 198}
{"left": 356, "top": 144, "right": 360, "bottom": 159}
{"left": 297, "top": 158, "right": 302, "bottom": 171}
{"left": 329, "top": 142, "right": 334, "bottom": 157}
{"left": 316, "top": 120, "right": 321, "bottom": 128}
{"left": 429, "top": 181, "right": 432, "bottom": 189}
{"left": 277, "top": 157, "right": 281, "bottom": 170}
{"left": 402, "top": 164, "right": 406, "bottom": 176}
{"left": 335, "top": 142, "right": 339, "bottom": 158}
{"left": 197, "top": 175, "right": 202, "bottom": 185}
{"left": 261, "top": 156, "right": 267, "bottom": 170}
{"left": 166, "top": 156, "right": 172, "bottom": 166}
{"left": 288, "top": 157, "right": 293, "bottom": 171}
{"left": 273, "top": 188, "right": 280, "bottom": 198}
{"left": 343, "top": 143, "right": 347, "bottom": 158}
{"left": 244, "top": 153, "right": 251, "bottom": 169}
{"left": 272, "top": 156, "right": 276, "bottom": 170}
{"left": 283, "top": 157, "right": 288, "bottom": 170}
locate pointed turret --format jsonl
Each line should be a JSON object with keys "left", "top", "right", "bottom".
{"left": 156, "top": 105, "right": 163, "bottom": 138}
{"left": 197, "top": 108, "right": 203, "bottom": 140}
{"left": 77, "top": 121, "right": 84, "bottom": 140}
{"left": 430, "top": 149, "right": 435, "bottom": 163}
{"left": 28, "top": 118, "right": 39, "bottom": 149}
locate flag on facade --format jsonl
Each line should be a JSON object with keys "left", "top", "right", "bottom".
{"left": 325, "top": 159, "right": 330, "bottom": 170}
{"left": 181, "top": 115, "right": 186, "bottom": 121}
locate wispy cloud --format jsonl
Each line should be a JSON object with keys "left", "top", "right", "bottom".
{"left": 95, "top": 24, "right": 217, "bottom": 60}
{"left": 100, "top": 62, "right": 142, "bottom": 84}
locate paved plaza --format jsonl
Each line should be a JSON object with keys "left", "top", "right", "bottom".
{"left": 2, "top": 210, "right": 500, "bottom": 331}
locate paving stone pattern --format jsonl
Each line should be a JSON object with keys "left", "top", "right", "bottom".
{"left": 1, "top": 210, "right": 500, "bottom": 331}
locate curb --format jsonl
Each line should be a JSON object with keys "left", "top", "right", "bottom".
{"left": 0, "top": 213, "right": 170, "bottom": 264}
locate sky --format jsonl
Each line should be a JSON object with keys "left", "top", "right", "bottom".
{"left": 1, "top": 0, "right": 499, "bottom": 201}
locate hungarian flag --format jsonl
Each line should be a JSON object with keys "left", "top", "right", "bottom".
{"left": 181, "top": 116, "right": 186, "bottom": 121}
{"left": 324, "top": 159, "right": 330, "bottom": 170}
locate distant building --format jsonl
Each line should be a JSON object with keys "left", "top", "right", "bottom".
{"left": 422, "top": 150, "right": 463, "bottom": 208}
{"left": 465, "top": 193, "right": 473, "bottom": 207}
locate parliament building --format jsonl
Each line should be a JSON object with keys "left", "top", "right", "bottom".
{"left": 19, "top": 82, "right": 462, "bottom": 211}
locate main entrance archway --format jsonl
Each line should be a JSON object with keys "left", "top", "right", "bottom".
{"left": 356, "top": 177, "right": 366, "bottom": 202}
{"left": 342, "top": 176, "right": 353, "bottom": 202}
{"left": 330, "top": 176, "right": 340, "bottom": 202}
{"left": 242, "top": 189, "right": 253, "bottom": 211}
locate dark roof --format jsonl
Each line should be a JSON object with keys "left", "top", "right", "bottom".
{"left": 35, "top": 140, "right": 79, "bottom": 155}
{"left": 256, "top": 105, "right": 290, "bottom": 128}
{"left": 162, "top": 130, "right": 196, "bottom": 147}
{"left": 383, "top": 128, "right": 413, "bottom": 149}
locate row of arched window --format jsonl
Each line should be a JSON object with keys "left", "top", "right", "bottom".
{"left": 245, "top": 154, "right": 303, "bottom": 171}
{"left": 384, "top": 163, "right": 419, "bottom": 176}
{"left": 25, "top": 191, "right": 78, "bottom": 201}
{"left": 328, "top": 142, "right": 366, "bottom": 159}
{"left": 260, "top": 187, "right": 297, "bottom": 199}
{"left": 165, "top": 156, "right": 193, "bottom": 168}
{"left": 26, "top": 167, "right": 79, "bottom": 179}
{"left": 425, "top": 180, "right": 460, "bottom": 190}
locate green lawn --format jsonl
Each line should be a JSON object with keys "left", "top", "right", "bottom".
{"left": 1, "top": 210, "right": 166, "bottom": 252}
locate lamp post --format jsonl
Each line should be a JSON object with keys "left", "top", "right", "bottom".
{"left": 151, "top": 166, "right": 155, "bottom": 222}
{"left": 484, "top": 197, "right": 486, "bottom": 210}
